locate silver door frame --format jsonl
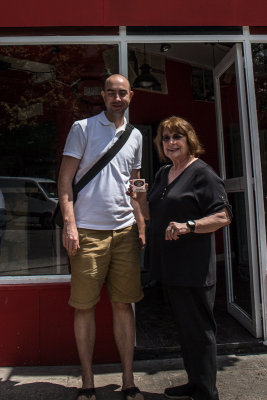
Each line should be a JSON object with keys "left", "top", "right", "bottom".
{"left": 214, "top": 43, "right": 262, "bottom": 337}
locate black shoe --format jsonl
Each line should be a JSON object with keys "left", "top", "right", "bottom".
{"left": 164, "top": 383, "right": 194, "bottom": 399}
{"left": 193, "top": 392, "right": 219, "bottom": 400}
{"left": 192, "top": 390, "right": 219, "bottom": 400}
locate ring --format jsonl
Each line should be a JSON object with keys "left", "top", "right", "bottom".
{"left": 171, "top": 227, "right": 175, "bottom": 234}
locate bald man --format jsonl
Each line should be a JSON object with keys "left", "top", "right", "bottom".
{"left": 58, "top": 74, "right": 145, "bottom": 400}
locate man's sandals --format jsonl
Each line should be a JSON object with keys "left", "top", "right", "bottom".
{"left": 76, "top": 388, "right": 96, "bottom": 400}
{"left": 122, "top": 386, "right": 144, "bottom": 400}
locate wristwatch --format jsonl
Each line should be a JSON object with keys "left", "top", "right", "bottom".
{"left": 186, "top": 220, "right": 196, "bottom": 232}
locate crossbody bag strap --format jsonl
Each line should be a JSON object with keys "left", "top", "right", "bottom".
{"left": 73, "top": 123, "right": 134, "bottom": 201}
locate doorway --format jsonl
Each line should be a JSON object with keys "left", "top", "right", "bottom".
{"left": 128, "top": 42, "right": 263, "bottom": 350}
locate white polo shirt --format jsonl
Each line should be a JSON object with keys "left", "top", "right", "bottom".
{"left": 63, "top": 111, "right": 142, "bottom": 230}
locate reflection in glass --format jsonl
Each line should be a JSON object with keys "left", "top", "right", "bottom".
{"left": 0, "top": 44, "right": 119, "bottom": 276}
{"left": 228, "top": 192, "right": 252, "bottom": 316}
{"left": 219, "top": 64, "right": 243, "bottom": 178}
{"left": 39, "top": 181, "right": 58, "bottom": 199}
{"left": 252, "top": 43, "right": 267, "bottom": 233}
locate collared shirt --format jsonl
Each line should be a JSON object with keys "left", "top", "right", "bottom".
{"left": 63, "top": 111, "right": 142, "bottom": 230}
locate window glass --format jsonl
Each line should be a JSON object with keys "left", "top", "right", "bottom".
{"left": 0, "top": 44, "right": 119, "bottom": 277}
{"left": 219, "top": 64, "right": 243, "bottom": 178}
{"left": 249, "top": 27, "right": 267, "bottom": 35}
{"left": 127, "top": 26, "right": 243, "bottom": 35}
{"left": 252, "top": 43, "right": 267, "bottom": 234}
{"left": 0, "top": 27, "right": 119, "bottom": 36}
{"left": 227, "top": 192, "right": 252, "bottom": 316}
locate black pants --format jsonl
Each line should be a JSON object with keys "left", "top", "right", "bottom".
{"left": 165, "top": 284, "right": 219, "bottom": 400}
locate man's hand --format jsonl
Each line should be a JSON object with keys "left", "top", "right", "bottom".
{"left": 138, "top": 231, "right": 146, "bottom": 250}
{"left": 62, "top": 222, "right": 80, "bottom": 256}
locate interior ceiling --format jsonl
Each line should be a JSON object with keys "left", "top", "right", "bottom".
{"left": 130, "top": 42, "right": 233, "bottom": 69}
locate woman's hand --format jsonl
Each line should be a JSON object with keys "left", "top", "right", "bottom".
{"left": 127, "top": 180, "right": 148, "bottom": 203}
{"left": 165, "top": 221, "right": 189, "bottom": 240}
{"left": 127, "top": 180, "right": 150, "bottom": 220}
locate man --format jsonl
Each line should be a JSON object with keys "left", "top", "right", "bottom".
{"left": 58, "top": 74, "right": 145, "bottom": 400}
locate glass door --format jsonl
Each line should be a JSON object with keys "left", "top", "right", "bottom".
{"left": 214, "top": 44, "right": 262, "bottom": 337}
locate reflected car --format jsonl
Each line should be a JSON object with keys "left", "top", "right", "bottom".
{"left": 0, "top": 177, "right": 58, "bottom": 229}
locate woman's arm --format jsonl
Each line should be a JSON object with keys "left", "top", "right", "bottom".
{"left": 166, "top": 207, "right": 231, "bottom": 240}
{"left": 193, "top": 208, "right": 231, "bottom": 233}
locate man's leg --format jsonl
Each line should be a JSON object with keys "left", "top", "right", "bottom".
{"left": 69, "top": 228, "right": 113, "bottom": 399}
{"left": 74, "top": 307, "right": 96, "bottom": 399}
{"left": 108, "top": 225, "right": 144, "bottom": 398}
{"left": 111, "top": 302, "right": 135, "bottom": 389}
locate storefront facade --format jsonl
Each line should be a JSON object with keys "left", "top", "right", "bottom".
{"left": 0, "top": 1, "right": 267, "bottom": 365}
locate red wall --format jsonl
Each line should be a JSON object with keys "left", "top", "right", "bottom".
{"left": 130, "top": 58, "right": 219, "bottom": 172}
{"left": 1, "top": 0, "right": 267, "bottom": 27}
{"left": 0, "top": 283, "right": 119, "bottom": 366}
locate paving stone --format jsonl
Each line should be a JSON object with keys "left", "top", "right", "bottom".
{"left": 1, "top": 354, "right": 267, "bottom": 399}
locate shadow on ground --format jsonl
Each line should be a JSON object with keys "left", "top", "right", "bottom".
{"left": 0, "top": 381, "right": 166, "bottom": 400}
{"left": 0, "top": 379, "right": 76, "bottom": 400}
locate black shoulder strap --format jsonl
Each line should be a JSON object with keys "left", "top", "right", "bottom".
{"left": 73, "top": 123, "right": 134, "bottom": 200}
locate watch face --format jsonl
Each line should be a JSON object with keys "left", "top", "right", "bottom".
{"left": 187, "top": 220, "right": 195, "bottom": 231}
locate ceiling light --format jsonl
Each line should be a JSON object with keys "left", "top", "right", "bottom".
{"left": 133, "top": 44, "right": 161, "bottom": 91}
{"left": 160, "top": 43, "right": 171, "bottom": 53}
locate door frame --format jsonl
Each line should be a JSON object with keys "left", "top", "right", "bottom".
{"left": 213, "top": 44, "right": 262, "bottom": 337}
{"left": 243, "top": 28, "right": 267, "bottom": 343}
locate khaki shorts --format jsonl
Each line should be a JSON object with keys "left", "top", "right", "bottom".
{"left": 69, "top": 224, "right": 144, "bottom": 309}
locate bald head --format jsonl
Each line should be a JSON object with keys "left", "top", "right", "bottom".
{"left": 104, "top": 74, "right": 131, "bottom": 92}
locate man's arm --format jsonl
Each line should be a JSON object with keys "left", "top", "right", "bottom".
{"left": 58, "top": 155, "right": 81, "bottom": 255}
{"left": 130, "top": 169, "right": 146, "bottom": 249}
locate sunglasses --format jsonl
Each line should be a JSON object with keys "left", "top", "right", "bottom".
{"left": 162, "top": 133, "right": 184, "bottom": 142}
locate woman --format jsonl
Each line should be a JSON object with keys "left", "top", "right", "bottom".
{"left": 129, "top": 116, "right": 232, "bottom": 400}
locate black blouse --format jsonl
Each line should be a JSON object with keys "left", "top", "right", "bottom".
{"left": 147, "top": 158, "right": 232, "bottom": 287}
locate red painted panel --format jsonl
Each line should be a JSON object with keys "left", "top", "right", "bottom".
{"left": 130, "top": 57, "right": 219, "bottom": 171}
{"left": 39, "top": 285, "right": 79, "bottom": 365}
{"left": 0, "top": 0, "right": 104, "bottom": 27}
{"left": 0, "top": 283, "right": 119, "bottom": 366}
{"left": 0, "top": 286, "right": 39, "bottom": 366}
{"left": 1, "top": 0, "right": 267, "bottom": 27}
{"left": 39, "top": 284, "right": 119, "bottom": 365}
{"left": 105, "top": 0, "right": 267, "bottom": 26}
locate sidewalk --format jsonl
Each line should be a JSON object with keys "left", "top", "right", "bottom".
{"left": 1, "top": 353, "right": 267, "bottom": 399}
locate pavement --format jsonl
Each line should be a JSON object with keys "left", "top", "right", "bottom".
{"left": 1, "top": 353, "right": 267, "bottom": 400}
